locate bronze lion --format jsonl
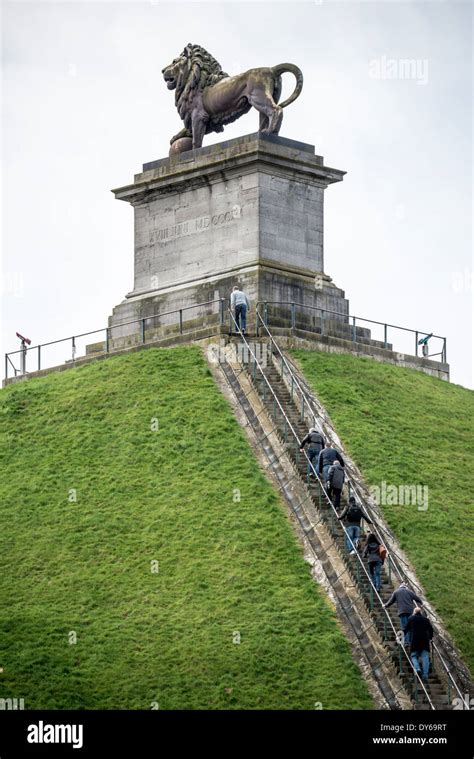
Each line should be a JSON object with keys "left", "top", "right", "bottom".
{"left": 162, "top": 43, "right": 303, "bottom": 152}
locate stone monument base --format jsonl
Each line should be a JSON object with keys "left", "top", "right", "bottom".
{"left": 107, "top": 132, "right": 353, "bottom": 349}
{"left": 107, "top": 261, "right": 352, "bottom": 350}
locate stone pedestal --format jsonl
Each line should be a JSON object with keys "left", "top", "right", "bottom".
{"left": 108, "top": 132, "right": 350, "bottom": 346}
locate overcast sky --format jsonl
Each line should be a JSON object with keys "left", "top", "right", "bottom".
{"left": 1, "top": 0, "right": 472, "bottom": 387}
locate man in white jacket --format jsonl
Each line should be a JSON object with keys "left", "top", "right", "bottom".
{"left": 230, "top": 285, "right": 250, "bottom": 334}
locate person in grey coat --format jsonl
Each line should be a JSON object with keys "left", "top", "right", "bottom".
{"left": 230, "top": 286, "right": 250, "bottom": 334}
{"left": 300, "top": 427, "right": 325, "bottom": 478}
{"left": 383, "top": 581, "right": 423, "bottom": 645}
{"left": 327, "top": 460, "right": 345, "bottom": 509}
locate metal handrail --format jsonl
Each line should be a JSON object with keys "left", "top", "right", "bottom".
{"left": 256, "top": 315, "right": 467, "bottom": 707}
{"left": 279, "top": 347, "right": 470, "bottom": 707}
{"left": 221, "top": 357, "right": 400, "bottom": 710}
{"left": 4, "top": 298, "right": 227, "bottom": 379}
{"left": 228, "top": 309, "right": 435, "bottom": 709}
{"left": 256, "top": 300, "right": 447, "bottom": 363}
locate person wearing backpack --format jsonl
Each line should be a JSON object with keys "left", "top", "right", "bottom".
{"left": 327, "top": 460, "right": 345, "bottom": 509}
{"left": 318, "top": 442, "right": 344, "bottom": 485}
{"left": 362, "top": 532, "right": 385, "bottom": 591}
{"left": 299, "top": 427, "right": 325, "bottom": 478}
{"left": 338, "top": 496, "right": 373, "bottom": 555}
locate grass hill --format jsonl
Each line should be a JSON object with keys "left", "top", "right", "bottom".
{"left": 291, "top": 350, "right": 474, "bottom": 676}
{"left": 0, "top": 347, "right": 373, "bottom": 710}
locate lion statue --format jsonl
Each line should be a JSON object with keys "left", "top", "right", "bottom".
{"left": 162, "top": 43, "right": 303, "bottom": 153}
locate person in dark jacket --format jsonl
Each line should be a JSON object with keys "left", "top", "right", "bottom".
{"left": 406, "top": 607, "right": 433, "bottom": 682}
{"left": 299, "top": 427, "right": 325, "bottom": 478}
{"left": 318, "top": 442, "right": 344, "bottom": 485}
{"left": 383, "top": 582, "right": 423, "bottom": 645}
{"left": 338, "top": 496, "right": 373, "bottom": 554}
{"left": 327, "top": 460, "right": 345, "bottom": 509}
{"left": 362, "top": 532, "right": 383, "bottom": 591}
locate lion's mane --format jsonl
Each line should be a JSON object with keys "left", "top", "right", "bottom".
{"left": 175, "top": 44, "right": 251, "bottom": 134}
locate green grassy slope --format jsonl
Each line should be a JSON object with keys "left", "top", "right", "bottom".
{"left": 291, "top": 350, "right": 474, "bottom": 674}
{"left": 0, "top": 347, "right": 373, "bottom": 710}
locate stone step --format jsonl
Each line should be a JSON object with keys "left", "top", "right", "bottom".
{"left": 247, "top": 365, "right": 454, "bottom": 711}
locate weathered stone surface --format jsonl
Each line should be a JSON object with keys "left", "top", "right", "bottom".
{"left": 109, "top": 132, "right": 348, "bottom": 342}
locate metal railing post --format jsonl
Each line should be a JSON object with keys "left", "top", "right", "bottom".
{"left": 264, "top": 301, "right": 268, "bottom": 327}
{"left": 20, "top": 344, "right": 26, "bottom": 375}
{"left": 5, "top": 354, "right": 8, "bottom": 381}
{"left": 384, "top": 324, "right": 388, "bottom": 349}
{"left": 415, "top": 331, "right": 419, "bottom": 357}
{"left": 105, "top": 328, "right": 110, "bottom": 353}
{"left": 321, "top": 309, "right": 324, "bottom": 337}
{"left": 219, "top": 298, "right": 225, "bottom": 326}
{"left": 141, "top": 318, "right": 146, "bottom": 343}
{"left": 352, "top": 316, "right": 357, "bottom": 343}
{"left": 38, "top": 345, "right": 41, "bottom": 371}
{"left": 179, "top": 309, "right": 183, "bottom": 334}
{"left": 443, "top": 338, "right": 447, "bottom": 363}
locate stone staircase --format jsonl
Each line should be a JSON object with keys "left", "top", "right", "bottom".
{"left": 246, "top": 357, "right": 453, "bottom": 710}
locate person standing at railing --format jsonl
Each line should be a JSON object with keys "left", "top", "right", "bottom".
{"left": 299, "top": 426, "right": 325, "bottom": 478}
{"left": 337, "top": 496, "right": 373, "bottom": 555}
{"left": 405, "top": 607, "right": 433, "bottom": 684}
{"left": 326, "top": 460, "right": 345, "bottom": 508}
{"left": 382, "top": 581, "right": 423, "bottom": 646}
{"left": 362, "top": 533, "right": 384, "bottom": 591}
{"left": 318, "top": 441, "right": 344, "bottom": 484}
{"left": 230, "top": 285, "right": 250, "bottom": 335}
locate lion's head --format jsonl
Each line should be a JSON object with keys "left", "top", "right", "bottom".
{"left": 162, "top": 44, "right": 229, "bottom": 127}
{"left": 161, "top": 54, "right": 185, "bottom": 91}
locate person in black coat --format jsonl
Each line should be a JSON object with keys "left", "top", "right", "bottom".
{"left": 406, "top": 607, "right": 433, "bottom": 683}
{"left": 362, "top": 533, "right": 383, "bottom": 591}
{"left": 327, "top": 460, "right": 345, "bottom": 509}
{"left": 318, "top": 442, "right": 344, "bottom": 484}
{"left": 338, "top": 496, "right": 372, "bottom": 554}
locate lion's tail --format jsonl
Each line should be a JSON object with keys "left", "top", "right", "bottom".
{"left": 271, "top": 63, "right": 303, "bottom": 108}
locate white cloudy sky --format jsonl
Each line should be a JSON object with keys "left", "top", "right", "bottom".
{"left": 1, "top": 0, "right": 472, "bottom": 387}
